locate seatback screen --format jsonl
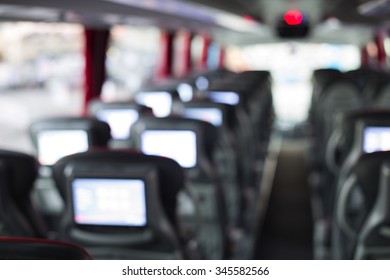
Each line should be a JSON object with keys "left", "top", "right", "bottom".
{"left": 135, "top": 92, "right": 172, "bottom": 117}
{"left": 72, "top": 178, "right": 147, "bottom": 227}
{"left": 208, "top": 91, "right": 239, "bottom": 105}
{"left": 182, "top": 108, "right": 223, "bottom": 127}
{"left": 363, "top": 126, "right": 390, "bottom": 153}
{"left": 141, "top": 130, "right": 197, "bottom": 168}
{"left": 37, "top": 130, "right": 89, "bottom": 165}
{"left": 96, "top": 109, "right": 139, "bottom": 140}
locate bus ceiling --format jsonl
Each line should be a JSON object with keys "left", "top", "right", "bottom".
{"left": 0, "top": 0, "right": 388, "bottom": 46}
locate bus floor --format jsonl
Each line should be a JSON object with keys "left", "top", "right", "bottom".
{"left": 254, "top": 138, "right": 314, "bottom": 260}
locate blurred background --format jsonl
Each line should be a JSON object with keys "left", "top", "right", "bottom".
{"left": 0, "top": 22, "right": 361, "bottom": 153}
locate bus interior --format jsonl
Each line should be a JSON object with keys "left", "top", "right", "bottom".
{"left": 0, "top": 0, "right": 390, "bottom": 260}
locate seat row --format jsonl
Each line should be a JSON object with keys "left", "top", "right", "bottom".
{"left": 0, "top": 69, "right": 275, "bottom": 259}
{"left": 308, "top": 67, "right": 390, "bottom": 259}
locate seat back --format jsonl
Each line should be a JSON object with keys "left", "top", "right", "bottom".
{"left": 355, "top": 160, "right": 390, "bottom": 259}
{"left": 131, "top": 116, "right": 228, "bottom": 259}
{"left": 52, "top": 150, "right": 185, "bottom": 259}
{"left": 30, "top": 117, "right": 111, "bottom": 166}
{"left": 330, "top": 112, "right": 390, "bottom": 259}
{"left": 332, "top": 110, "right": 390, "bottom": 182}
{"left": 0, "top": 150, "right": 46, "bottom": 238}
{"left": 315, "top": 77, "right": 362, "bottom": 167}
{"left": 179, "top": 101, "right": 241, "bottom": 226}
{"left": 205, "top": 87, "right": 256, "bottom": 189}
{"left": 333, "top": 152, "right": 390, "bottom": 259}
{"left": 29, "top": 117, "right": 111, "bottom": 235}
{"left": 312, "top": 111, "right": 390, "bottom": 258}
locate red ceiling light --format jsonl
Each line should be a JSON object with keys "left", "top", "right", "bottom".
{"left": 284, "top": 10, "right": 303, "bottom": 26}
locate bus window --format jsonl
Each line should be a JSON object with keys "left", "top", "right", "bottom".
{"left": 225, "top": 43, "right": 360, "bottom": 129}
{"left": 102, "top": 26, "right": 159, "bottom": 102}
{"left": 0, "top": 22, "right": 83, "bottom": 154}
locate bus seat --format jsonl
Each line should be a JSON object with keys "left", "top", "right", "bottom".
{"left": 0, "top": 150, "right": 47, "bottom": 238}
{"left": 330, "top": 112, "right": 390, "bottom": 258}
{"left": 316, "top": 77, "right": 362, "bottom": 155}
{"left": 178, "top": 101, "right": 241, "bottom": 227}
{"left": 326, "top": 110, "right": 390, "bottom": 178}
{"left": 314, "top": 110, "right": 390, "bottom": 258}
{"left": 0, "top": 237, "right": 91, "bottom": 260}
{"left": 333, "top": 152, "right": 390, "bottom": 259}
{"left": 28, "top": 117, "right": 111, "bottom": 235}
{"left": 130, "top": 116, "right": 229, "bottom": 259}
{"left": 52, "top": 150, "right": 186, "bottom": 259}
{"left": 29, "top": 116, "right": 111, "bottom": 166}
{"left": 309, "top": 68, "right": 342, "bottom": 126}
{"left": 205, "top": 86, "right": 256, "bottom": 189}
{"left": 354, "top": 158, "right": 390, "bottom": 259}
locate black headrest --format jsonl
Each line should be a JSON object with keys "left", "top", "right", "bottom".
{"left": 0, "top": 237, "right": 91, "bottom": 260}
{"left": 232, "top": 70, "right": 271, "bottom": 86}
{"left": 340, "top": 109, "right": 390, "bottom": 138}
{"left": 352, "top": 151, "right": 390, "bottom": 211}
{"left": 131, "top": 116, "right": 219, "bottom": 161}
{"left": 312, "top": 69, "right": 342, "bottom": 87}
{"left": 198, "top": 68, "right": 232, "bottom": 80}
{"left": 333, "top": 110, "right": 390, "bottom": 160}
{"left": 238, "top": 70, "right": 271, "bottom": 79}
{"left": 311, "top": 69, "right": 343, "bottom": 107}
{"left": 30, "top": 117, "right": 111, "bottom": 148}
{"left": 52, "top": 150, "right": 184, "bottom": 226}
{"left": 341, "top": 109, "right": 390, "bottom": 126}
{"left": 319, "top": 74, "right": 360, "bottom": 100}
{"left": 208, "top": 81, "right": 251, "bottom": 95}
{"left": 345, "top": 68, "right": 390, "bottom": 93}
{"left": 313, "top": 68, "right": 340, "bottom": 76}
{"left": 369, "top": 77, "right": 390, "bottom": 100}
{"left": 0, "top": 150, "right": 38, "bottom": 198}
{"left": 345, "top": 68, "right": 384, "bottom": 80}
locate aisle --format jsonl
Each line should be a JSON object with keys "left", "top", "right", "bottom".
{"left": 254, "top": 139, "right": 313, "bottom": 259}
